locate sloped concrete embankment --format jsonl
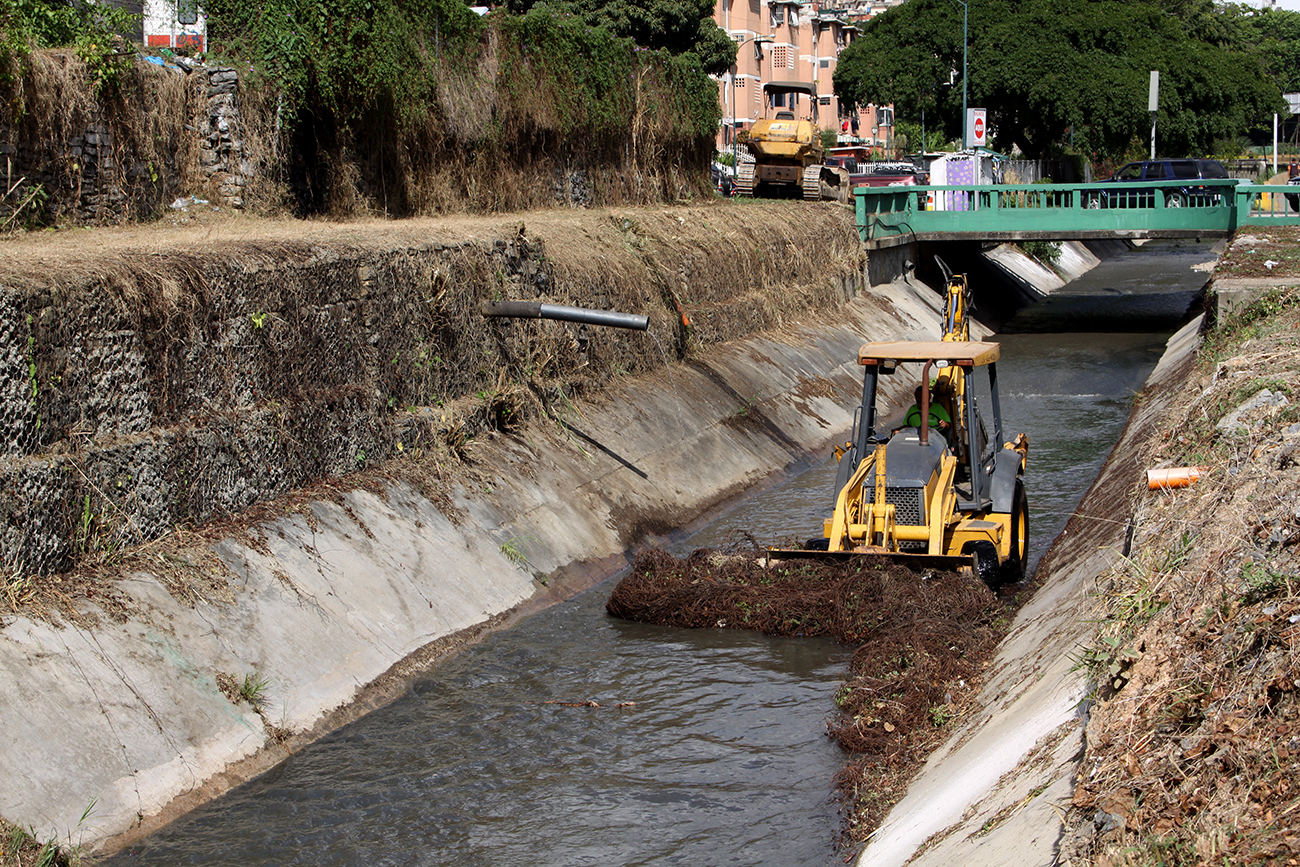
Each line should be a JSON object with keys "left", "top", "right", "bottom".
{"left": 0, "top": 207, "right": 964, "bottom": 854}
{"left": 856, "top": 313, "right": 1205, "bottom": 867}
{"left": 983, "top": 240, "right": 1133, "bottom": 303}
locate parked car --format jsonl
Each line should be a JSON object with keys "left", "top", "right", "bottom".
{"left": 711, "top": 162, "right": 736, "bottom": 197}
{"left": 861, "top": 162, "right": 926, "bottom": 187}
{"left": 1087, "top": 158, "right": 1230, "bottom": 209}
{"left": 833, "top": 161, "right": 926, "bottom": 190}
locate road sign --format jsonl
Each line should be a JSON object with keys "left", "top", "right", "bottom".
{"left": 966, "top": 108, "right": 987, "bottom": 148}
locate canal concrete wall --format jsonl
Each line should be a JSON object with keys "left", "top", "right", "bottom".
{"left": 983, "top": 239, "right": 1132, "bottom": 301}
{"left": 855, "top": 313, "right": 1205, "bottom": 867}
{"left": 0, "top": 204, "right": 1008, "bottom": 855}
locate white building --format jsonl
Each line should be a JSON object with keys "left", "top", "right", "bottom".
{"left": 144, "top": 0, "right": 206, "bottom": 53}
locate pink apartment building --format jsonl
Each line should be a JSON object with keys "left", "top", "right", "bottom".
{"left": 714, "top": 0, "right": 904, "bottom": 156}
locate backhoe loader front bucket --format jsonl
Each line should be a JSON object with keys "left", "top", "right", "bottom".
{"left": 764, "top": 547, "right": 978, "bottom": 574}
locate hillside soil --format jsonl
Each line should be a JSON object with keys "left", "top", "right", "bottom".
{"left": 1060, "top": 227, "right": 1300, "bottom": 866}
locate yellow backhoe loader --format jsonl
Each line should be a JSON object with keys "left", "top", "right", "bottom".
{"left": 772, "top": 263, "right": 1030, "bottom": 586}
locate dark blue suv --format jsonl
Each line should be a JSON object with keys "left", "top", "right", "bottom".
{"left": 1087, "top": 159, "right": 1230, "bottom": 209}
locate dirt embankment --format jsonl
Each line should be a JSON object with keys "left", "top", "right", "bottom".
{"left": 0, "top": 201, "right": 861, "bottom": 587}
{"left": 1060, "top": 227, "right": 1300, "bottom": 866}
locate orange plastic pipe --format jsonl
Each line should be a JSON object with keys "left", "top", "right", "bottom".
{"left": 1146, "top": 467, "right": 1208, "bottom": 490}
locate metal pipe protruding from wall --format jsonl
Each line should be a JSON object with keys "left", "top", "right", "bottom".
{"left": 480, "top": 300, "right": 650, "bottom": 332}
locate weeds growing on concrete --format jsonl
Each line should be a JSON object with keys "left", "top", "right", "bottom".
{"left": 499, "top": 537, "right": 533, "bottom": 569}
{"left": 217, "top": 670, "right": 270, "bottom": 709}
{"left": 1, "top": 812, "right": 88, "bottom": 867}
{"left": 238, "top": 672, "right": 270, "bottom": 707}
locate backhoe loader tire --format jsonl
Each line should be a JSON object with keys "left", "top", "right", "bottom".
{"left": 997, "top": 480, "right": 1029, "bottom": 585}
{"left": 804, "top": 537, "right": 830, "bottom": 551}
{"left": 968, "top": 541, "right": 1001, "bottom": 587}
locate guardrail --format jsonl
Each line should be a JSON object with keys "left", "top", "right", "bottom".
{"left": 853, "top": 180, "right": 1300, "bottom": 245}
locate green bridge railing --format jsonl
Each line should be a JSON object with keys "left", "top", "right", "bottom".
{"left": 853, "top": 180, "right": 1300, "bottom": 246}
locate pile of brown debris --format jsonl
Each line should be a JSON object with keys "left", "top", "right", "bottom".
{"left": 607, "top": 546, "right": 1017, "bottom": 840}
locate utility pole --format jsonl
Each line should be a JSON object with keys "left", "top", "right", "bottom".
{"left": 950, "top": 0, "right": 968, "bottom": 148}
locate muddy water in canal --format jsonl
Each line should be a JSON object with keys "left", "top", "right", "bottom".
{"left": 107, "top": 242, "right": 1210, "bottom": 867}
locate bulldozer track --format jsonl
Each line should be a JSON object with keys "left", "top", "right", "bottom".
{"left": 735, "top": 162, "right": 756, "bottom": 197}
{"left": 802, "top": 165, "right": 823, "bottom": 201}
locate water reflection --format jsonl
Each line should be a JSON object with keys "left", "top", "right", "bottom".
{"left": 109, "top": 596, "right": 850, "bottom": 867}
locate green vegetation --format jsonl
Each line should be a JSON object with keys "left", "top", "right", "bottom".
{"left": 500, "top": 0, "right": 735, "bottom": 75}
{"left": 0, "top": 0, "right": 138, "bottom": 93}
{"left": 1071, "top": 535, "right": 1187, "bottom": 696}
{"left": 238, "top": 672, "right": 269, "bottom": 707}
{"left": 202, "top": 0, "right": 484, "bottom": 123}
{"left": 833, "top": 0, "right": 1288, "bottom": 166}
{"left": 0, "top": 0, "right": 723, "bottom": 217}
{"left": 499, "top": 536, "right": 533, "bottom": 568}
{"left": 1019, "top": 240, "right": 1062, "bottom": 271}
{"left": 2, "top": 804, "right": 93, "bottom": 867}
{"left": 218, "top": 670, "right": 270, "bottom": 708}
{"left": 195, "top": 0, "right": 722, "bottom": 148}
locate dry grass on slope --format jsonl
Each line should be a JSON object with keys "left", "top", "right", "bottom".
{"left": 1063, "top": 287, "right": 1300, "bottom": 866}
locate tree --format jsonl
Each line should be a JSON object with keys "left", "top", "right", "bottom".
{"left": 1234, "top": 6, "right": 1300, "bottom": 95}
{"left": 502, "top": 0, "right": 736, "bottom": 75}
{"left": 832, "top": 0, "right": 965, "bottom": 145}
{"left": 833, "top": 0, "right": 1284, "bottom": 163}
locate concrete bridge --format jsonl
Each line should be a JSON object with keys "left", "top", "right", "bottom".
{"left": 854, "top": 179, "right": 1300, "bottom": 248}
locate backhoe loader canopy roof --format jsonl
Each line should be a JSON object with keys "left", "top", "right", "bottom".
{"left": 858, "top": 340, "right": 1001, "bottom": 367}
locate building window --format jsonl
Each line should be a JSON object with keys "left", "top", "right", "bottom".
{"left": 819, "top": 96, "right": 831, "bottom": 105}
{"left": 177, "top": 0, "right": 198, "bottom": 25}
{"left": 819, "top": 58, "right": 830, "bottom": 68}
{"left": 771, "top": 45, "right": 789, "bottom": 69}
{"left": 770, "top": 5, "right": 784, "bottom": 28}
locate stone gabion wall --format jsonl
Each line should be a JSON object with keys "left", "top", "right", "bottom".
{"left": 0, "top": 204, "right": 866, "bottom": 578}
{"left": 0, "top": 119, "right": 150, "bottom": 225}
{"left": 0, "top": 236, "right": 594, "bottom": 577}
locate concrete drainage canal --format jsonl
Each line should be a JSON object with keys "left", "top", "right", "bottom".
{"left": 104, "top": 241, "right": 1211, "bottom": 866}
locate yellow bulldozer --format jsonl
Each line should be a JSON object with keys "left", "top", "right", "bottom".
{"left": 772, "top": 262, "right": 1030, "bottom": 586}
{"left": 734, "top": 82, "right": 848, "bottom": 202}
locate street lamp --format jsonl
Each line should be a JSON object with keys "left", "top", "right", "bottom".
{"left": 730, "top": 34, "right": 774, "bottom": 168}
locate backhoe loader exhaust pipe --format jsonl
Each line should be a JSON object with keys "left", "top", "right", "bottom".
{"left": 481, "top": 300, "right": 649, "bottom": 331}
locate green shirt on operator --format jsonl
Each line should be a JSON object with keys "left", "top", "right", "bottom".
{"left": 903, "top": 386, "right": 951, "bottom": 434}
